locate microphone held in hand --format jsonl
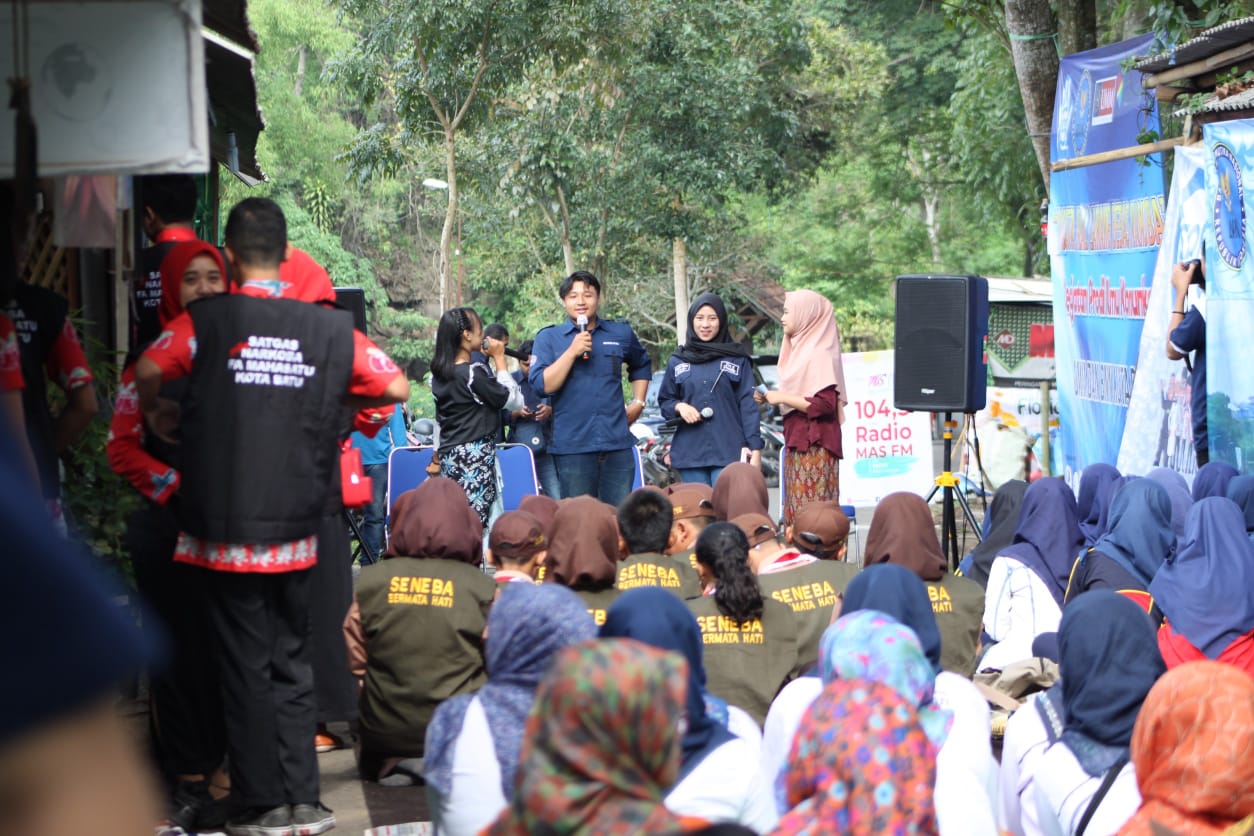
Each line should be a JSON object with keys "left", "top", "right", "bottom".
{"left": 576, "top": 314, "right": 590, "bottom": 360}
{"left": 663, "top": 406, "right": 714, "bottom": 430}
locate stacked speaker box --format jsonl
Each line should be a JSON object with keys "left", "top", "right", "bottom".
{"left": 893, "top": 274, "right": 989, "bottom": 413}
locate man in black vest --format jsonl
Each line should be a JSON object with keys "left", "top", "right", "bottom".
{"left": 136, "top": 198, "right": 409, "bottom": 836}
{"left": 135, "top": 174, "right": 201, "bottom": 349}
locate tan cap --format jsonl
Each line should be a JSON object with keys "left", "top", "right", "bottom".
{"left": 489, "top": 511, "right": 547, "bottom": 560}
{"left": 731, "top": 512, "right": 778, "bottom": 548}
{"left": 670, "top": 487, "right": 717, "bottom": 522}
{"left": 792, "top": 501, "right": 850, "bottom": 554}
{"left": 667, "top": 482, "right": 714, "bottom": 501}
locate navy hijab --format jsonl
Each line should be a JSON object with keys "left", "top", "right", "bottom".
{"left": 1058, "top": 590, "right": 1165, "bottom": 776}
{"left": 1090, "top": 478, "right": 1175, "bottom": 588}
{"left": 1077, "top": 463, "right": 1121, "bottom": 547}
{"left": 600, "top": 587, "right": 735, "bottom": 773}
{"left": 1146, "top": 467, "right": 1193, "bottom": 543}
{"left": 1225, "top": 475, "right": 1254, "bottom": 538}
{"left": 840, "top": 563, "right": 942, "bottom": 671}
{"left": 965, "top": 479, "right": 1028, "bottom": 588}
{"left": 1192, "top": 460, "right": 1239, "bottom": 500}
{"left": 1000, "top": 477, "right": 1085, "bottom": 606}
{"left": 423, "top": 583, "right": 597, "bottom": 798}
{"left": 1150, "top": 497, "right": 1254, "bottom": 658}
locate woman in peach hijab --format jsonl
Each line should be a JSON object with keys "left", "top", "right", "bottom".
{"left": 754, "top": 289, "right": 847, "bottom": 525}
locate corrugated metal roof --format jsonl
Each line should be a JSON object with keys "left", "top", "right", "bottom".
{"left": 1135, "top": 17, "right": 1254, "bottom": 74}
{"left": 1173, "top": 84, "right": 1254, "bottom": 117}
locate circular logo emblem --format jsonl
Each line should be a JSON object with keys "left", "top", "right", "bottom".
{"left": 1213, "top": 142, "right": 1247, "bottom": 270}
{"left": 1069, "top": 70, "right": 1093, "bottom": 158}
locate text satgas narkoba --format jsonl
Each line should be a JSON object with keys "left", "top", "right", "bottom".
{"left": 227, "top": 335, "right": 319, "bottom": 388}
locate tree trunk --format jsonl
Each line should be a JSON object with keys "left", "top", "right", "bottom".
{"left": 1006, "top": 0, "right": 1061, "bottom": 193}
{"left": 673, "top": 237, "right": 688, "bottom": 345}
{"left": 439, "top": 131, "right": 457, "bottom": 314}
{"left": 922, "top": 193, "right": 942, "bottom": 265}
{"left": 294, "top": 45, "right": 307, "bottom": 98}
{"left": 1056, "top": 0, "right": 1097, "bottom": 56}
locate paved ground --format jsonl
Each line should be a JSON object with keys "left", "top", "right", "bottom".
{"left": 316, "top": 725, "right": 429, "bottom": 835}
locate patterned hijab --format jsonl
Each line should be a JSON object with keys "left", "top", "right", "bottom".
{"left": 386, "top": 478, "right": 483, "bottom": 565}
{"left": 1089, "top": 478, "right": 1176, "bottom": 588}
{"left": 999, "top": 477, "right": 1085, "bottom": 606}
{"left": 485, "top": 639, "right": 688, "bottom": 836}
{"left": 862, "top": 492, "right": 947, "bottom": 581}
{"left": 423, "top": 584, "right": 597, "bottom": 798}
{"left": 777, "top": 289, "right": 848, "bottom": 414}
{"left": 1192, "top": 460, "right": 1239, "bottom": 500}
{"left": 1150, "top": 497, "right": 1254, "bottom": 659}
{"left": 1120, "top": 661, "right": 1254, "bottom": 835}
{"left": 818, "top": 610, "right": 952, "bottom": 746}
{"left": 1057, "top": 590, "right": 1165, "bottom": 776}
{"left": 775, "top": 679, "right": 938, "bottom": 836}
{"left": 712, "top": 462, "right": 770, "bottom": 521}
{"left": 543, "top": 496, "right": 619, "bottom": 589}
{"left": 1076, "top": 463, "right": 1121, "bottom": 547}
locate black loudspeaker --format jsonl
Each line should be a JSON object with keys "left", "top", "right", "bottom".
{"left": 893, "top": 274, "right": 988, "bottom": 413}
{"left": 335, "top": 287, "right": 368, "bottom": 335}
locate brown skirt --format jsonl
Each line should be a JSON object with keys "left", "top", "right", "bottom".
{"left": 783, "top": 445, "right": 839, "bottom": 526}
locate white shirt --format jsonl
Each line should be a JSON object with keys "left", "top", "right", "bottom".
{"left": 1033, "top": 742, "right": 1140, "bottom": 836}
{"left": 981, "top": 556, "right": 1063, "bottom": 671}
{"left": 758, "top": 673, "right": 998, "bottom": 836}
{"left": 428, "top": 697, "right": 506, "bottom": 836}
{"left": 665, "top": 736, "right": 779, "bottom": 832}
{"left": 999, "top": 692, "right": 1060, "bottom": 836}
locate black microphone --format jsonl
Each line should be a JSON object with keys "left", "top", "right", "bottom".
{"left": 576, "top": 314, "right": 590, "bottom": 360}
{"left": 663, "top": 406, "right": 714, "bottom": 429}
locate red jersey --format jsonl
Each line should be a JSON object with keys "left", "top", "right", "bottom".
{"left": 0, "top": 313, "right": 23, "bottom": 392}
{"left": 1158, "top": 621, "right": 1254, "bottom": 677}
{"left": 106, "top": 364, "right": 179, "bottom": 504}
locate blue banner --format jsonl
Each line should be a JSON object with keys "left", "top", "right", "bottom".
{"left": 1049, "top": 34, "right": 1166, "bottom": 484}
{"left": 1203, "top": 120, "right": 1254, "bottom": 471}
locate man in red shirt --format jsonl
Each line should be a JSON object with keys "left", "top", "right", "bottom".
{"left": 137, "top": 198, "right": 409, "bottom": 836}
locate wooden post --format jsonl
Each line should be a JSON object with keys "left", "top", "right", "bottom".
{"left": 1040, "top": 380, "right": 1052, "bottom": 476}
{"left": 673, "top": 237, "right": 688, "bottom": 345}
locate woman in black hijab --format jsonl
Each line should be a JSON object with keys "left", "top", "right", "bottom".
{"left": 961, "top": 479, "right": 1028, "bottom": 588}
{"left": 657, "top": 293, "right": 763, "bottom": 486}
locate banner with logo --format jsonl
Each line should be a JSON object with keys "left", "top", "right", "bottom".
{"left": 1203, "top": 120, "right": 1254, "bottom": 472}
{"left": 1116, "top": 146, "right": 1206, "bottom": 480}
{"left": 967, "top": 386, "right": 1061, "bottom": 486}
{"left": 1049, "top": 34, "right": 1166, "bottom": 487}
{"left": 835, "top": 351, "right": 935, "bottom": 506}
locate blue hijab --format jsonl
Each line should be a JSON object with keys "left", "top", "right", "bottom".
{"left": 423, "top": 583, "right": 597, "bottom": 798}
{"left": 1192, "top": 460, "right": 1239, "bottom": 500}
{"left": 1225, "top": 475, "right": 1254, "bottom": 538}
{"left": 840, "top": 564, "right": 942, "bottom": 671}
{"left": 1058, "top": 590, "right": 1165, "bottom": 776}
{"left": 600, "top": 587, "right": 735, "bottom": 773}
{"left": 1000, "top": 477, "right": 1085, "bottom": 606}
{"left": 1089, "top": 479, "right": 1175, "bottom": 588}
{"left": 1077, "top": 463, "right": 1121, "bottom": 546}
{"left": 1146, "top": 467, "right": 1193, "bottom": 543}
{"left": 1150, "top": 497, "right": 1254, "bottom": 658}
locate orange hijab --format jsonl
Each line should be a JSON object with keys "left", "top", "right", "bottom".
{"left": 777, "top": 289, "right": 847, "bottom": 417}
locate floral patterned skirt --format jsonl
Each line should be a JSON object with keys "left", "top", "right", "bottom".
{"left": 440, "top": 435, "right": 498, "bottom": 525}
{"left": 783, "top": 444, "right": 839, "bottom": 526}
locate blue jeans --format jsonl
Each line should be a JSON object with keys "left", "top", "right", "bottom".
{"left": 360, "top": 462, "right": 388, "bottom": 563}
{"left": 676, "top": 465, "right": 725, "bottom": 487}
{"left": 555, "top": 448, "right": 636, "bottom": 507}
{"left": 535, "top": 452, "right": 562, "bottom": 498}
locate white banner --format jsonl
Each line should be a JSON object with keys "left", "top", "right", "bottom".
{"left": 967, "top": 386, "right": 1061, "bottom": 486}
{"left": 837, "top": 351, "right": 935, "bottom": 506}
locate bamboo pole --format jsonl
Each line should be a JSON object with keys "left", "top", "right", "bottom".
{"left": 1050, "top": 136, "right": 1186, "bottom": 172}
{"left": 1143, "top": 41, "right": 1254, "bottom": 88}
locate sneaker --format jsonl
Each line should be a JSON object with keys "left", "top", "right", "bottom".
{"left": 169, "top": 780, "right": 229, "bottom": 832}
{"left": 224, "top": 804, "right": 293, "bottom": 836}
{"left": 314, "top": 731, "right": 342, "bottom": 753}
{"left": 291, "top": 803, "right": 335, "bottom": 835}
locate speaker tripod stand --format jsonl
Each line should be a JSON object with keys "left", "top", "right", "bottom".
{"left": 924, "top": 413, "right": 982, "bottom": 571}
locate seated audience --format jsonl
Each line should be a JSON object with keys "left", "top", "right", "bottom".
{"left": 516, "top": 493, "right": 558, "bottom": 538}
{"left": 686, "top": 522, "right": 800, "bottom": 725}
{"left": 1226, "top": 474, "right": 1254, "bottom": 541}
{"left": 773, "top": 678, "right": 938, "bottom": 835}
{"left": 1117, "top": 660, "right": 1254, "bottom": 835}
{"left": 601, "top": 588, "right": 777, "bottom": 831}
{"left": 982, "top": 478, "right": 1084, "bottom": 671}
{"left": 486, "top": 511, "right": 546, "bottom": 585}
{"left": 343, "top": 478, "right": 496, "bottom": 783}
{"left": 666, "top": 485, "right": 718, "bottom": 571}
{"left": 711, "top": 462, "right": 770, "bottom": 521}
{"left": 785, "top": 499, "right": 851, "bottom": 561}
{"left": 1077, "top": 463, "right": 1121, "bottom": 548}
{"left": 616, "top": 490, "right": 702, "bottom": 598}
{"left": 862, "top": 491, "right": 985, "bottom": 676}
{"left": 960, "top": 479, "right": 1028, "bottom": 587}
{"left": 484, "top": 639, "right": 701, "bottom": 835}
{"left": 1064, "top": 479, "right": 1174, "bottom": 612}
{"left": 543, "top": 495, "right": 623, "bottom": 624}
{"left": 423, "top": 584, "right": 596, "bottom": 836}
{"left": 1144, "top": 467, "right": 1192, "bottom": 543}
{"left": 1032, "top": 591, "right": 1165, "bottom": 836}
{"left": 731, "top": 511, "right": 855, "bottom": 671}
{"left": 999, "top": 681, "right": 1064, "bottom": 836}
{"left": 1150, "top": 497, "right": 1254, "bottom": 675}
{"left": 1191, "top": 460, "right": 1238, "bottom": 500}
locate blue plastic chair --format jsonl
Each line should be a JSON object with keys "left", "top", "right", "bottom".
{"left": 387, "top": 445, "right": 435, "bottom": 512}
{"left": 632, "top": 446, "right": 645, "bottom": 490}
{"left": 495, "top": 443, "right": 539, "bottom": 511}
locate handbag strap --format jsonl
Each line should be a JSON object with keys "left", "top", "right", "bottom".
{"left": 1076, "top": 753, "right": 1129, "bottom": 836}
